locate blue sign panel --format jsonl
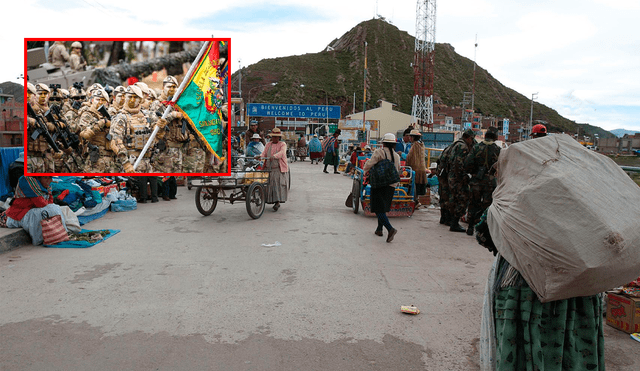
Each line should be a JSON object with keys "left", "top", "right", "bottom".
{"left": 503, "top": 118, "right": 510, "bottom": 139}
{"left": 247, "top": 103, "right": 341, "bottom": 119}
{"left": 463, "top": 122, "right": 472, "bottom": 129}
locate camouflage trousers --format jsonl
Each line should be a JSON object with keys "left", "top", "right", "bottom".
{"left": 438, "top": 173, "right": 450, "bottom": 211}
{"left": 27, "top": 152, "right": 55, "bottom": 173}
{"left": 468, "top": 180, "right": 496, "bottom": 227}
{"left": 182, "top": 147, "right": 205, "bottom": 173}
{"left": 153, "top": 147, "right": 182, "bottom": 173}
{"left": 55, "top": 152, "right": 83, "bottom": 173}
{"left": 82, "top": 155, "right": 121, "bottom": 173}
{"left": 447, "top": 174, "right": 470, "bottom": 220}
{"left": 202, "top": 148, "right": 228, "bottom": 174}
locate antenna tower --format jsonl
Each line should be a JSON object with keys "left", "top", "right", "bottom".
{"left": 411, "top": 0, "right": 436, "bottom": 132}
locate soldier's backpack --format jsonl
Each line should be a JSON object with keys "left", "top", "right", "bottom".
{"left": 368, "top": 147, "right": 400, "bottom": 188}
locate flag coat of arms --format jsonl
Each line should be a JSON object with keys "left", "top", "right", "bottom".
{"left": 174, "top": 40, "right": 228, "bottom": 162}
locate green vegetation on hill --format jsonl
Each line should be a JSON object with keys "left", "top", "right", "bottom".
{"left": 235, "top": 18, "right": 614, "bottom": 138}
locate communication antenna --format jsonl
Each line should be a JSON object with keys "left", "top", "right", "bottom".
{"left": 411, "top": 0, "right": 437, "bottom": 132}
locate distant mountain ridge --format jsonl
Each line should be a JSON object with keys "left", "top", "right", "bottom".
{"left": 0, "top": 81, "right": 24, "bottom": 102}
{"left": 236, "top": 18, "right": 616, "bottom": 138}
{"left": 610, "top": 129, "right": 640, "bottom": 138}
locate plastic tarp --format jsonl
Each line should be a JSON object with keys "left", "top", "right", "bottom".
{"left": 0, "top": 147, "right": 21, "bottom": 197}
{"left": 44, "top": 229, "right": 120, "bottom": 248}
{"left": 488, "top": 134, "right": 640, "bottom": 302}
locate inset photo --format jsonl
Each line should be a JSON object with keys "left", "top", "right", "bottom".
{"left": 25, "top": 39, "right": 230, "bottom": 175}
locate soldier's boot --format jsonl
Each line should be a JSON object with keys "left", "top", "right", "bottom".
{"left": 444, "top": 210, "right": 451, "bottom": 226}
{"left": 439, "top": 208, "right": 447, "bottom": 224}
{"left": 466, "top": 224, "right": 474, "bottom": 235}
{"left": 449, "top": 217, "right": 466, "bottom": 233}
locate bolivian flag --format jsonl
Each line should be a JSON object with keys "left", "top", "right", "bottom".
{"left": 174, "top": 40, "right": 228, "bottom": 161}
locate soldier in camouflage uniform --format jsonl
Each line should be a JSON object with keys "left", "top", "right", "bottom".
{"left": 78, "top": 89, "right": 120, "bottom": 173}
{"left": 436, "top": 143, "right": 454, "bottom": 225}
{"left": 48, "top": 41, "right": 69, "bottom": 67}
{"left": 149, "top": 76, "right": 185, "bottom": 173}
{"left": 109, "top": 85, "right": 167, "bottom": 173}
{"left": 26, "top": 82, "right": 37, "bottom": 105}
{"left": 134, "top": 82, "right": 153, "bottom": 111}
{"left": 464, "top": 126, "right": 501, "bottom": 235}
{"left": 69, "top": 42, "right": 86, "bottom": 71}
{"left": 152, "top": 76, "right": 206, "bottom": 173}
{"left": 64, "top": 84, "right": 86, "bottom": 126}
{"left": 447, "top": 128, "right": 476, "bottom": 233}
{"left": 109, "top": 86, "right": 126, "bottom": 117}
{"left": 26, "top": 84, "right": 56, "bottom": 173}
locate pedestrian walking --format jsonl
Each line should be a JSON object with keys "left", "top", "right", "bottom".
{"left": 308, "top": 134, "right": 323, "bottom": 164}
{"left": 477, "top": 123, "right": 604, "bottom": 371}
{"left": 363, "top": 133, "right": 400, "bottom": 242}
{"left": 260, "top": 128, "right": 289, "bottom": 211}
{"left": 322, "top": 129, "right": 341, "bottom": 174}
{"left": 405, "top": 129, "right": 427, "bottom": 202}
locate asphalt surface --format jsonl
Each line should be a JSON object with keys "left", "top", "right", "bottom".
{"left": 1, "top": 161, "right": 637, "bottom": 370}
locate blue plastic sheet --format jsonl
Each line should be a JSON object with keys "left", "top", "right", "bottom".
{"left": 0, "top": 147, "right": 21, "bottom": 198}
{"left": 44, "top": 229, "right": 120, "bottom": 248}
{"left": 110, "top": 199, "right": 137, "bottom": 212}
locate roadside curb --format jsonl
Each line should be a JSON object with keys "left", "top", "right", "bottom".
{"left": 0, "top": 229, "right": 30, "bottom": 254}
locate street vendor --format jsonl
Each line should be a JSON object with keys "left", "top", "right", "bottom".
{"left": 260, "top": 128, "right": 288, "bottom": 212}
{"left": 1, "top": 176, "right": 68, "bottom": 246}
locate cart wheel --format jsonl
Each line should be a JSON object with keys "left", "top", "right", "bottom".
{"left": 246, "top": 182, "right": 265, "bottom": 219}
{"left": 195, "top": 186, "right": 217, "bottom": 216}
{"left": 352, "top": 180, "right": 360, "bottom": 214}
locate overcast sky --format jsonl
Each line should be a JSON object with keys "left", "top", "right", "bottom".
{"left": 4, "top": 0, "right": 639, "bottom": 132}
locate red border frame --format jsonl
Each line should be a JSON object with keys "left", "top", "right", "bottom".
{"left": 24, "top": 38, "right": 232, "bottom": 177}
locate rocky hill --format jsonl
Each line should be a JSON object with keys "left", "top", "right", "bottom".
{"left": 0, "top": 81, "right": 24, "bottom": 102}
{"left": 235, "top": 18, "right": 614, "bottom": 138}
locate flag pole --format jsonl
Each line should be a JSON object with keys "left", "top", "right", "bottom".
{"left": 133, "top": 40, "right": 211, "bottom": 171}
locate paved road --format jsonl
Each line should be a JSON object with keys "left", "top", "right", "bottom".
{"left": 1, "top": 161, "right": 637, "bottom": 370}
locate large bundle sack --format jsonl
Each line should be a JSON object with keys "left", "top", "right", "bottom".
{"left": 488, "top": 134, "right": 640, "bottom": 302}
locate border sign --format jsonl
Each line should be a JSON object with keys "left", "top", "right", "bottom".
{"left": 247, "top": 103, "right": 341, "bottom": 119}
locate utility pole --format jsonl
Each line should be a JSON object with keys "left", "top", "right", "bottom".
{"left": 529, "top": 92, "right": 538, "bottom": 139}
{"left": 363, "top": 41, "right": 369, "bottom": 143}
{"left": 471, "top": 34, "right": 477, "bottom": 113}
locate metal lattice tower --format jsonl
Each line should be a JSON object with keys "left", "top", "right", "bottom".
{"left": 411, "top": 0, "right": 436, "bottom": 131}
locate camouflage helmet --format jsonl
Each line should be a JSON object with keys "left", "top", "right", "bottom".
{"left": 147, "top": 88, "right": 158, "bottom": 99}
{"left": 87, "top": 83, "right": 104, "bottom": 96}
{"left": 125, "top": 85, "right": 144, "bottom": 99}
{"left": 59, "top": 88, "right": 70, "bottom": 98}
{"left": 69, "top": 85, "right": 86, "bottom": 98}
{"left": 26, "top": 82, "right": 37, "bottom": 95}
{"left": 163, "top": 76, "right": 178, "bottom": 86}
{"left": 134, "top": 82, "right": 150, "bottom": 94}
{"left": 71, "top": 41, "right": 82, "bottom": 49}
{"left": 463, "top": 128, "right": 476, "bottom": 138}
{"left": 113, "top": 86, "right": 126, "bottom": 96}
{"left": 91, "top": 88, "right": 109, "bottom": 101}
{"left": 35, "top": 83, "right": 51, "bottom": 93}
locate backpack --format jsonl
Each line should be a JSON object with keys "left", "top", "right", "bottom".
{"left": 368, "top": 148, "right": 400, "bottom": 188}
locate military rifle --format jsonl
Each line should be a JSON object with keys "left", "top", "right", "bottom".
{"left": 97, "top": 105, "right": 113, "bottom": 141}
{"left": 27, "top": 103, "right": 60, "bottom": 153}
{"left": 46, "top": 105, "right": 81, "bottom": 150}
{"left": 45, "top": 105, "right": 81, "bottom": 168}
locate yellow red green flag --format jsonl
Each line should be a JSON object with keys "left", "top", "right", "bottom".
{"left": 174, "top": 40, "right": 228, "bottom": 161}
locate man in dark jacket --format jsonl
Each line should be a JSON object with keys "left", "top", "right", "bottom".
{"left": 464, "top": 127, "right": 501, "bottom": 235}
